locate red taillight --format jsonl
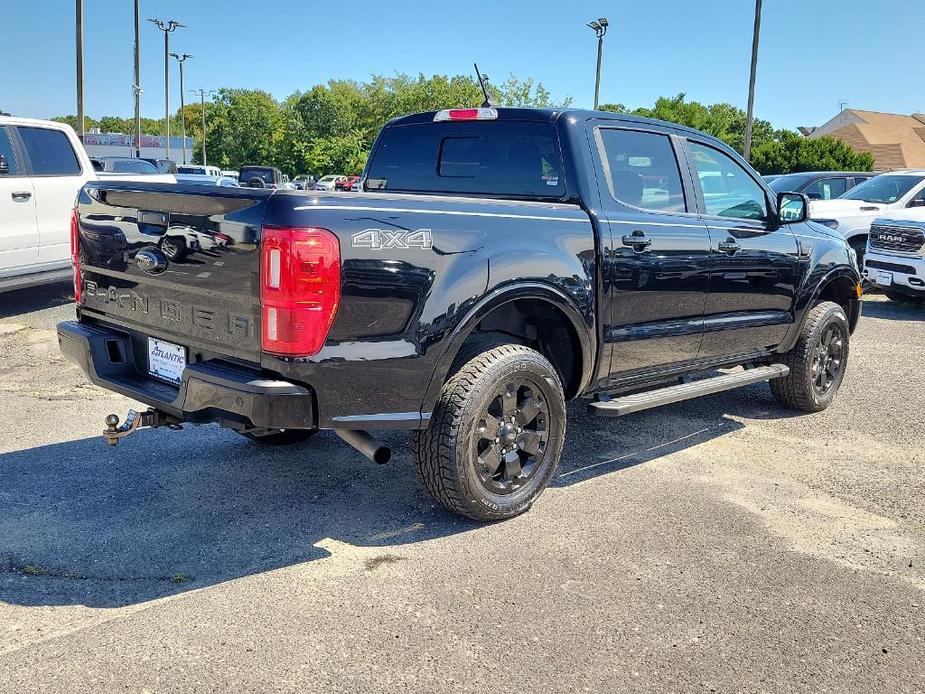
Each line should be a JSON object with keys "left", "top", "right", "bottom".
{"left": 70, "top": 209, "right": 81, "bottom": 303}
{"left": 260, "top": 226, "right": 341, "bottom": 357}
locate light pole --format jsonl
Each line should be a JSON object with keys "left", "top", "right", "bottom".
{"left": 587, "top": 18, "right": 608, "bottom": 110}
{"left": 743, "top": 0, "right": 762, "bottom": 161}
{"left": 148, "top": 18, "right": 184, "bottom": 160}
{"left": 191, "top": 89, "right": 215, "bottom": 166}
{"left": 170, "top": 53, "right": 193, "bottom": 164}
{"left": 76, "top": 0, "right": 84, "bottom": 138}
{"left": 133, "top": 0, "right": 142, "bottom": 157}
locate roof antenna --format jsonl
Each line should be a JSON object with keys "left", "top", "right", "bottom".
{"left": 474, "top": 63, "right": 497, "bottom": 108}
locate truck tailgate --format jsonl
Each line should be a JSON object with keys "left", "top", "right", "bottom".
{"left": 76, "top": 182, "right": 271, "bottom": 363}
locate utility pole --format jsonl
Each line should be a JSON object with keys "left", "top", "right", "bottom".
{"left": 743, "top": 0, "right": 762, "bottom": 161}
{"left": 191, "top": 89, "right": 214, "bottom": 166}
{"left": 170, "top": 53, "right": 192, "bottom": 164}
{"left": 133, "top": 0, "right": 142, "bottom": 157}
{"left": 76, "top": 0, "right": 84, "bottom": 138}
{"left": 587, "top": 18, "right": 608, "bottom": 110}
{"left": 148, "top": 18, "right": 184, "bottom": 160}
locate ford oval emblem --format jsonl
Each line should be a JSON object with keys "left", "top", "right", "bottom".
{"left": 135, "top": 247, "right": 168, "bottom": 274}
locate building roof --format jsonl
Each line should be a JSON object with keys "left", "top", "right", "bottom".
{"left": 807, "top": 109, "right": 925, "bottom": 170}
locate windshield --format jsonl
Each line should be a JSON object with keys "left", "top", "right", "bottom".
{"left": 840, "top": 175, "right": 924, "bottom": 203}
{"left": 768, "top": 174, "right": 813, "bottom": 193}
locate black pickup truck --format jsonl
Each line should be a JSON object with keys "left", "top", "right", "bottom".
{"left": 58, "top": 106, "right": 862, "bottom": 521}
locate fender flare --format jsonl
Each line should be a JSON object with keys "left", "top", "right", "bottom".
{"left": 780, "top": 266, "right": 862, "bottom": 351}
{"left": 420, "top": 281, "right": 596, "bottom": 414}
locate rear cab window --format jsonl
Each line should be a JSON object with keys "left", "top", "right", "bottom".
{"left": 595, "top": 128, "right": 687, "bottom": 212}
{"left": 16, "top": 126, "right": 81, "bottom": 176}
{"left": 366, "top": 120, "right": 565, "bottom": 199}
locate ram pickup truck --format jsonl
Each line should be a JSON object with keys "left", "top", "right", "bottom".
{"left": 0, "top": 116, "right": 175, "bottom": 293}
{"left": 58, "top": 107, "right": 862, "bottom": 521}
{"left": 864, "top": 218, "right": 925, "bottom": 303}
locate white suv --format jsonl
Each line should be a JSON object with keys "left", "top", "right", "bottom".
{"left": 0, "top": 116, "right": 174, "bottom": 292}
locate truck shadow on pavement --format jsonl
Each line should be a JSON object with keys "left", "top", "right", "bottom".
{"left": 0, "top": 282, "right": 73, "bottom": 319}
{"left": 0, "top": 385, "right": 801, "bottom": 610}
{"left": 860, "top": 298, "right": 924, "bottom": 322}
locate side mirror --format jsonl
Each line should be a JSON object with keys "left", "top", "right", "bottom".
{"left": 907, "top": 198, "right": 925, "bottom": 208}
{"left": 777, "top": 191, "right": 809, "bottom": 224}
{"left": 0, "top": 154, "right": 9, "bottom": 175}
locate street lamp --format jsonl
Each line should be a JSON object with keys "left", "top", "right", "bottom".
{"left": 190, "top": 89, "right": 216, "bottom": 166}
{"left": 169, "top": 53, "right": 193, "bottom": 164}
{"left": 148, "top": 18, "right": 184, "bottom": 160}
{"left": 587, "top": 18, "right": 608, "bottom": 110}
{"left": 743, "top": 0, "right": 763, "bottom": 161}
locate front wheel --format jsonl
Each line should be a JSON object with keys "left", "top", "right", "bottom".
{"left": 413, "top": 343, "right": 567, "bottom": 522}
{"left": 770, "top": 301, "right": 850, "bottom": 412}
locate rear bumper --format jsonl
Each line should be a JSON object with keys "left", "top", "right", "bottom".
{"left": 57, "top": 320, "right": 315, "bottom": 429}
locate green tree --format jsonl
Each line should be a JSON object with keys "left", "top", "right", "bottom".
{"left": 751, "top": 131, "right": 874, "bottom": 175}
{"left": 201, "top": 89, "right": 283, "bottom": 171}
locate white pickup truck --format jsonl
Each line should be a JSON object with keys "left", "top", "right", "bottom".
{"left": 0, "top": 116, "right": 175, "bottom": 293}
{"left": 864, "top": 218, "right": 925, "bottom": 303}
{"left": 808, "top": 170, "right": 925, "bottom": 270}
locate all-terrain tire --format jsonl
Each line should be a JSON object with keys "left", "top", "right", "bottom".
{"left": 770, "top": 301, "right": 850, "bottom": 413}
{"left": 413, "top": 343, "right": 567, "bottom": 522}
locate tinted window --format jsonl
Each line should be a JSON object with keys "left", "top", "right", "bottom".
{"left": 768, "top": 173, "right": 813, "bottom": 193}
{"left": 110, "top": 159, "right": 158, "bottom": 174}
{"left": 688, "top": 142, "right": 767, "bottom": 221}
{"left": 367, "top": 121, "right": 565, "bottom": 198}
{"left": 0, "top": 127, "right": 20, "bottom": 175}
{"left": 803, "top": 177, "right": 847, "bottom": 200}
{"left": 841, "top": 174, "right": 923, "bottom": 203}
{"left": 17, "top": 126, "right": 80, "bottom": 175}
{"left": 598, "top": 128, "right": 686, "bottom": 212}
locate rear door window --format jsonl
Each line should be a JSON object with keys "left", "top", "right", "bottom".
{"left": 596, "top": 128, "right": 687, "bottom": 212}
{"left": 367, "top": 121, "right": 564, "bottom": 198}
{"left": 17, "top": 126, "right": 81, "bottom": 175}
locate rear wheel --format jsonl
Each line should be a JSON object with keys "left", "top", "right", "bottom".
{"left": 770, "top": 301, "right": 849, "bottom": 412}
{"left": 413, "top": 343, "right": 567, "bottom": 521}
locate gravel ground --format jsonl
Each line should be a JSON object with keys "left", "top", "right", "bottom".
{"left": 0, "top": 282, "right": 923, "bottom": 693}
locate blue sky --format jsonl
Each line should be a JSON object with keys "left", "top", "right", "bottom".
{"left": 2, "top": 0, "right": 918, "bottom": 131}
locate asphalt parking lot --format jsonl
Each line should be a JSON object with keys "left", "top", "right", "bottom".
{"left": 0, "top": 283, "right": 923, "bottom": 693}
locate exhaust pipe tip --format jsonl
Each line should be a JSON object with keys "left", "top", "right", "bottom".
{"left": 335, "top": 428, "right": 391, "bottom": 465}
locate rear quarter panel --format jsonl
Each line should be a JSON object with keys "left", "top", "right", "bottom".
{"left": 264, "top": 191, "right": 596, "bottom": 427}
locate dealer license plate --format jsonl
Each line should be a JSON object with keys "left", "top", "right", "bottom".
{"left": 147, "top": 337, "right": 187, "bottom": 385}
{"left": 875, "top": 271, "right": 893, "bottom": 288}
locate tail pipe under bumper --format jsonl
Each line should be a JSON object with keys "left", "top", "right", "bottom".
{"left": 335, "top": 429, "right": 391, "bottom": 465}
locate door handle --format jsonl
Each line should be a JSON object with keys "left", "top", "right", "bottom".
{"left": 621, "top": 232, "right": 651, "bottom": 251}
{"left": 11, "top": 191, "right": 32, "bottom": 202}
{"left": 718, "top": 239, "right": 741, "bottom": 255}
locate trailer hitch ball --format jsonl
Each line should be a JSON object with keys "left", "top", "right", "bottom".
{"left": 102, "top": 409, "right": 181, "bottom": 446}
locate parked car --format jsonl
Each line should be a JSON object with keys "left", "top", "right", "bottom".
{"left": 314, "top": 174, "right": 347, "bottom": 191}
{"left": 238, "top": 165, "right": 285, "bottom": 189}
{"left": 91, "top": 157, "right": 161, "bottom": 174}
{"left": 768, "top": 171, "right": 874, "bottom": 201}
{"left": 292, "top": 175, "right": 316, "bottom": 190}
{"left": 335, "top": 175, "right": 360, "bottom": 191}
{"left": 62, "top": 106, "right": 861, "bottom": 522}
{"left": 0, "top": 115, "right": 174, "bottom": 292}
{"left": 762, "top": 174, "right": 781, "bottom": 184}
{"left": 142, "top": 158, "right": 178, "bottom": 174}
{"left": 174, "top": 174, "right": 240, "bottom": 188}
{"left": 810, "top": 170, "right": 925, "bottom": 269}
{"left": 350, "top": 178, "right": 362, "bottom": 192}
{"left": 863, "top": 218, "right": 925, "bottom": 304}
{"left": 221, "top": 170, "right": 239, "bottom": 179}
{"left": 177, "top": 164, "right": 222, "bottom": 177}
